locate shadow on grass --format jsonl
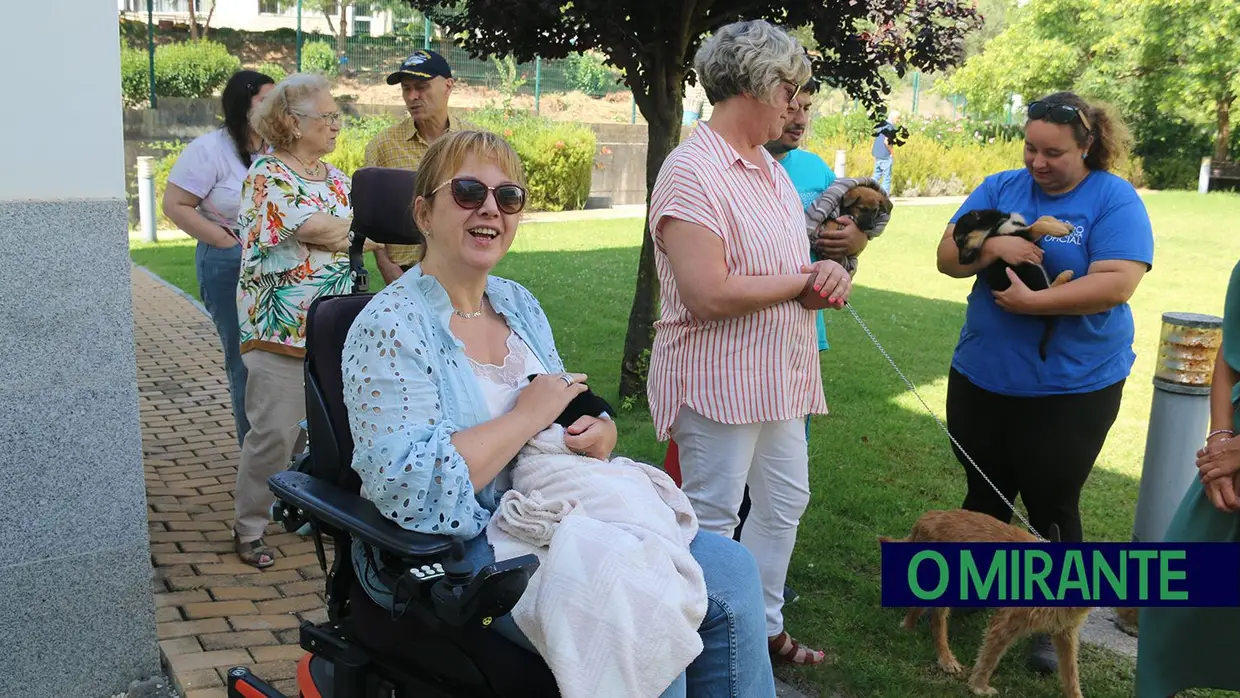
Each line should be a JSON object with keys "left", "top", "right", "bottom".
{"left": 783, "top": 287, "right": 1148, "bottom": 698}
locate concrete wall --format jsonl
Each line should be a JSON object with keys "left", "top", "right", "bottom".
{"left": 2, "top": 1, "right": 160, "bottom": 696}
{"left": 121, "top": 97, "right": 670, "bottom": 209}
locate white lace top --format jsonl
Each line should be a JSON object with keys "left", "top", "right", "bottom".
{"left": 467, "top": 329, "right": 549, "bottom": 491}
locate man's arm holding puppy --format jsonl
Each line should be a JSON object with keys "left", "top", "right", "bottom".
{"left": 813, "top": 216, "right": 868, "bottom": 264}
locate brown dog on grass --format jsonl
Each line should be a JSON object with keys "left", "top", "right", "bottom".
{"left": 879, "top": 509, "right": 1092, "bottom": 697}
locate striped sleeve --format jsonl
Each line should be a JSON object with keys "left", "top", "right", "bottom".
{"left": 650, "top": 153, "right": 725, "bottom": 250}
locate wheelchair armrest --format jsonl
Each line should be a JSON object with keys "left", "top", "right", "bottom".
{"left": 268, "top": 470, "right": 454, "bottom": 559}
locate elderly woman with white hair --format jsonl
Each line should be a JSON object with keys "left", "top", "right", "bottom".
{"left": 648, "top": 19, "right": 849, "bottom": 666}
{"left": 229, "top": 73, "right": 380, "bottom": 567}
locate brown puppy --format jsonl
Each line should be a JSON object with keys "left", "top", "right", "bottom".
{"left": 806, "top": 179, "right": 893, "bottom": 277}
{"left": 880, "top": 509, "right": 1092, "bottom": 698}
{"left": 821, "top": 184, "right": 893, "bottom": 237}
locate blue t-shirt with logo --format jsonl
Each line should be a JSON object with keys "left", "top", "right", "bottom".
{"left": 777, "top": 149, "right": 836, "bottom": 351}
{"left": 948, "top": 168, "right": 1154, "bottom": 397}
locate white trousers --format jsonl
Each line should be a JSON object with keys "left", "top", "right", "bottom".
{"left": 670, "top": 405, "right": 810, "bottom": 637}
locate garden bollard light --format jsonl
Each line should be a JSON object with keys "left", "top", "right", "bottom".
{"left": 1115, "top": 311, "right": 1222, "bottom": 636}
{"left": 834, "top": 150, "right": 846, "bottom": 178}
{"left": 137, "top": 155, "right": 157, "bottom": 244}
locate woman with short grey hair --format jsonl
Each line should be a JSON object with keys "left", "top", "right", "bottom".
{"left": 648, "top": 19, "right": 850, "bottom": 666}
{"left": 229, "top": 73, "right": 381, "bottom": 567}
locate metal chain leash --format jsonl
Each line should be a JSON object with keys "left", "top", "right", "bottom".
{"left": 841, "top": 301, "right": 1048, "bottom": 542}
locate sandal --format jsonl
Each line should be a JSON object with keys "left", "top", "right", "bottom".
{"left": 235, "top": 535, "right": 276, "bottom": 568}
{"left": 769, "top": 631, "right": 826, "bottom": 666}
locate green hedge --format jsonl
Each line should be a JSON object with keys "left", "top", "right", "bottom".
{"left": 120, "top": 40, "right": 241, "bottom": 107}
{"left": 807, "top": 111, "right": 1147, "bottom": 196}
{"left": 469, "top": 109, "right": 596, "bottom": 212}
{"left": 147, "top": 110, "right": 596, "bottom": 225}
{"left": 324, "top": 113, "right": 400, "bottom": 177}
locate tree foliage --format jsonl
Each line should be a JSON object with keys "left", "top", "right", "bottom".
{"left": 940, "top": 0, "right": 1239, "bottom": 166}
{"left": 404, "top": 0, "right": 984, "bottom": 399}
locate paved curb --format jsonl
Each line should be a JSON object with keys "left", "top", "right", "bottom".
{"left": 133, "top": 262, "right": 211, "bottom": 320}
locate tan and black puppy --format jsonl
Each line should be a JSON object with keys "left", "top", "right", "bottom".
{"left": 880, "top": 509, "right": 1092, "bottom": 698}
{"left": 952, "top": 209, "right": 1075, "bottom": 291}
{"left": 952, "top": 210, "right": 1076, "bottom": 360}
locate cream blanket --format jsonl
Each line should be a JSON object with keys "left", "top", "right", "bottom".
{"left": 486, "top": 424, "right": 707, "bottom": 698}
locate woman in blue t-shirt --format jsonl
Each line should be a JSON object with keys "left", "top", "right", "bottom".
{"left": 934, "top": 91, "right": 1154, "bottom": 671}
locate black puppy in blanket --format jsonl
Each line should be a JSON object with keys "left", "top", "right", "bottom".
{"left": 529, "top": 374, "right": 615, "bottom": 427}
{"left": 952, "top": 209, "right": 1076, "bottom": 360}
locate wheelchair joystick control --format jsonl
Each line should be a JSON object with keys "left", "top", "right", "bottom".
{"left": 441, "top": 538, "right": 473, "bottom": 587}
{"left": 429, "top": 539, "right": 541, "bottom": 628}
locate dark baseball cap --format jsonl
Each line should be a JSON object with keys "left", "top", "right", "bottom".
{"left": 386, "top": 50, "right": 453, "bottom": 84}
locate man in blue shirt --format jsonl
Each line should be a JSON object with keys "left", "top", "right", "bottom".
{"left": 872, "top": 110, "right": 899, "bottom": 193}
{"left": 765, "top": 78, "right": 869, "bottom": 354}
{"left": 756, "top": 78, "right": 870, "bottom": 603}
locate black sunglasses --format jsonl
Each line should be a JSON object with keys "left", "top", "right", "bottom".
{"left": 1027, "top": 101, "right": 1091, "bottom": 132}
{"left": 431, "top": 177, "right": 527, "bottom": 215}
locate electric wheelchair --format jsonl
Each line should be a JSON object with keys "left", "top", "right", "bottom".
{"left": 223, "top": 166, "right": 559, "bottom": 698}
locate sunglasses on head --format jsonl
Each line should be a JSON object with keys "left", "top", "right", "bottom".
{"left": 1027, "top": 101, "right": 1092, "bottom": 132}
{"left": 432, "top": 177, "right": 527, "bottom": 215}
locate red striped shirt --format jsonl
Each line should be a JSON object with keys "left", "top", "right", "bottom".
{"left": 646, "top": 122, "right": 828, "bottom": 441}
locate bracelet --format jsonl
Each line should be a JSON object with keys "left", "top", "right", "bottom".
{"left": 1206, "top": 429, "right": 1234, "bottom": 442}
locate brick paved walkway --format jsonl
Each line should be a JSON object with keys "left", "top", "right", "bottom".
{"left": 134, "top": 266, "right": 332, "bottom": 698}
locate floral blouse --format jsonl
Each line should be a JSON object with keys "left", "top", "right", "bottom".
{"left": 235, "top": 155, "right": 353, "bottom": 357}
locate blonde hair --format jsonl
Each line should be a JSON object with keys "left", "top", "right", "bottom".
{"left": 694, "top": 20, "right": 812, "bottom": 105}
{"left": 248, "top": 72, "right": 333, "bottom": 150}
{"left": 413, "top": 130, "right": 528, "bottom": 245}
{"left": 414, "top": 130, "right": 526, "bottom": 202}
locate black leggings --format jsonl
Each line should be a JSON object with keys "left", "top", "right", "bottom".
{"left": 945, "top": 367, "right": 1125, "bottom": 542}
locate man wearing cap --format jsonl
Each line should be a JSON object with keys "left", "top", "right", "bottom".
{"left": 365, "top": 49, "right": 478, "bottom": 284}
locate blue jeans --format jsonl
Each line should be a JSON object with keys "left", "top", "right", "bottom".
{"left": 872, "top": 157, "right": 893, "bottom": 194}
{"left": 195, "top": 241, "right": 250, "bottom": 448}
{"left": 464, "top": 529, "right": 777, "bottom": 698}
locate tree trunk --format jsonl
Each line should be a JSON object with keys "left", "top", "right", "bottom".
{"left": 617, "top": 69, "right": 684, "bottom": 402}
{"left": 202, "top": 0, "right": 215, "bottom": 39}
{"left": 337, "top": 1, "right": 348, "bottom": 60}
{"left": 188, "top": 0, "right": 199, "bottom": 39}
{"left": 1216, "top": 93, "right": 1233, "bottom": 163}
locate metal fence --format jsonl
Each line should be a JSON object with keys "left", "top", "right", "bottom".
{"left": 293, "top": 25, "right": 627, "bottom": 99}
{"left": 119, "top": 3, "right": 630, "bottom": 114}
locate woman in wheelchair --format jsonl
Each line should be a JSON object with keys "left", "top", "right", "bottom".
{"left": 340, "top": 129, "right": 779, "bottom": 697}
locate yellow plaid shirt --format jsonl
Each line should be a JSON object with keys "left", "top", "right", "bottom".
{"left": 363, "top": 114, "right": 479, "bottom": 267}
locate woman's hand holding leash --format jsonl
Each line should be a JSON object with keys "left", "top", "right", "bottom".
{"left": 798, "top": 259, "right": 851, "bottom": 310}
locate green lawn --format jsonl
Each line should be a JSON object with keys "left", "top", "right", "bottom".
{"left": 130, "top": 190, "right": 1240, "bottom": 698}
